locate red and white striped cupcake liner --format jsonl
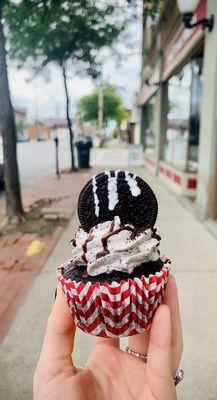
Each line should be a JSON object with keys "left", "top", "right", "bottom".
{"left": 57, "top": 263, "right": 170, "bottom": 338}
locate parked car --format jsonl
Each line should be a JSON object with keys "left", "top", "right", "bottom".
{"left": 0, "top": 137, "right": 4, "bottom": 190}
{"left": 37, "top": 133, "right": 47, "bottom": 141}
{"left": 17, "top": 133, "right": 30, "bottom": 142}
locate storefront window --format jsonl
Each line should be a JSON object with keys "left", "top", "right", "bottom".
{"left": 144, "top": 95, "right": 157, "bottom": 150}
{"left": 164, "top": 63, "right": 191, "bottom": 170}
{"left": 189, "top": 58, "right": 203, "bottom": 166}
{"left": 164, "top": 57, "right": 203, "bottom": 171}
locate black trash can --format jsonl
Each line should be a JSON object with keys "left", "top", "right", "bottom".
{"left": 76, "top": 137, "right": 92, "bottom": 168}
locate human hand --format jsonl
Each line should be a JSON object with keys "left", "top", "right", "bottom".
{"left": 33, "top": 275, "right": 183, "bottom": 400}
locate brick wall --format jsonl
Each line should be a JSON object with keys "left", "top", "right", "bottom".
{"left": 27, "top": 125, "right": 52, "bottom": 140}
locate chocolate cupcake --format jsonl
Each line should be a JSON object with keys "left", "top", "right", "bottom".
{"left": 57, "top": 170, "right": 170, "bottom": 337}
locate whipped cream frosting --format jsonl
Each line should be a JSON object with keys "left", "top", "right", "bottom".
{"left": 70, "top": 216, "right": 160, "bottom": 277}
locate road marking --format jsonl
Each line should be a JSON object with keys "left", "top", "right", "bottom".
{"left": 26, "top": 239, "right": 45, "bottom": 257}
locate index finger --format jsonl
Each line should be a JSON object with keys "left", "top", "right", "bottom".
{"left": 146, "top": 305, "right": 176, "bottom": 399}
{"left": 36, "top": 286, "right": 76, "bottom": 375}
{"left": 163, "top": 274, "right": 183, "bottom": 374}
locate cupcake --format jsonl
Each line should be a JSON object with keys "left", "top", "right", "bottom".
{"left": 57, "top": 170, "right": 170, "bottom": 338}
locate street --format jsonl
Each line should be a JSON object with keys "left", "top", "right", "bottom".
{"left": 17, "top": 140, "right": 129, "bottom": 185}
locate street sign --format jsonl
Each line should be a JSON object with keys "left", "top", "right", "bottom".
{"left": 129, "top": 144, "right": 144, "bottom": 166}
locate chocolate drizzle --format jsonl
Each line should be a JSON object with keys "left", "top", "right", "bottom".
{"left": 109, "top": 218, "right": 115, "bottom": 233}
{"left": 70, "top": 238, "right": 76, "bottom": 247}
{"left": 96, "top": 250, "right": 109, "bottom": 259}
{"left": 152, "top": 228, "right": 161, "bottom": 241}
{"left": 81, "top": 229, "right": 94, "bottom": 264}
{"left": 101, "top": 226, "right": 134, "bottom": 249}
{"left": 81, "top": 253, "right": 87, "bottom": 263}
{"left": 101, "top": 219, "right": 134, "bottom": 255}
{"left": 70, "top": 217, "right": 161, "bottom": 277}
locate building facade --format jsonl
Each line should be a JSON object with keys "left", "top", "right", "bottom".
{"left": 27, "top": 119, "right": 69, "bottom": 140}
{"left": 138, "top": 0, "right": 217, "bottom": 222}
{"left": 14, "top": 107, "right": 27, "bottom": 135}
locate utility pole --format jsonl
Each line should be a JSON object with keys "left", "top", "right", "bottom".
{"left": 98, "top": 83, "right": 103, "bottom": 145}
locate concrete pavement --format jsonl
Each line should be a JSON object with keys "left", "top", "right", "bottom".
{"left": 0, "top": 167, "right": 217, "bottom": 399}
{"left": 0, "top": 169, "right": 96, "bottom": 342}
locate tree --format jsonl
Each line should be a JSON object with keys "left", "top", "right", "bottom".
{"left": 0, "top": 2, "right": 24, "bottom": 221}
{"left": 77, "top": 87, "right": 127, "bottom": 128}
{"left": 4, "top": 1, "right": 132, "bottom": 171}
{"left": 143, "top": 0, "right": 160, "bottom": 19}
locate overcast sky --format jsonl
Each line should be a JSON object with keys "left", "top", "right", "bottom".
{"left": 8, "top": 14, "right": 142, "bottom": 123}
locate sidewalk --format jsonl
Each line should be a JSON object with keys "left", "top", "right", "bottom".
{"left": 0, "top": 169, "right": 95, "bottom": 342}
{"left": 0, "top": 167, "right": 217, "bottom": 399}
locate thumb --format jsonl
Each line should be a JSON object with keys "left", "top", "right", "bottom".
{"left": 146, "top": 305, "right": 176, "bottom": 400}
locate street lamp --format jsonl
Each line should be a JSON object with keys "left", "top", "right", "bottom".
{"left": 53, "top": 124, "right": 60, "bottom": 178}
{"left": 177, "top": 0, "right": 214, "bottom": 32}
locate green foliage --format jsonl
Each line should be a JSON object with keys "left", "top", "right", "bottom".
{"left": 15, "top": 120, "right": 26, "bottom": 135}
{"left": 168, "top": 99, "right": 174, "bottom": 114}
{"left": 143, "top": 0, "right": 160, "bottom": 20}
{"left": 77, "top": 87, "right": 127, "bottom": 126}
{"left": 3, "top": 0, "right": 132, "bottom": 74}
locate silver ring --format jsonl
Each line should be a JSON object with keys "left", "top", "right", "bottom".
{"left": 174, "top": 369, "right": 184, "bottom": 386}
{"left": 125, "top": 346, "right": 147, "bottom": 362}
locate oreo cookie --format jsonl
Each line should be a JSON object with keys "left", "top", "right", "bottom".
{"left": 78, "top": 170, "right": 158, "bottom": 232}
